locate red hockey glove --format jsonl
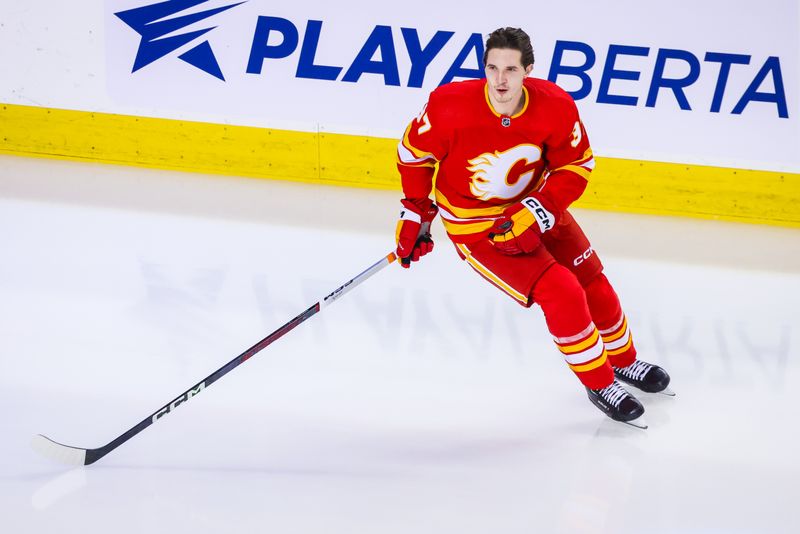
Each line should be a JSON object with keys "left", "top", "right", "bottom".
{"left": 395, "top": 198, "right": 438, "bottom": 268}
{"left": 488, "top": 194, "right": 558, "bottom": 255}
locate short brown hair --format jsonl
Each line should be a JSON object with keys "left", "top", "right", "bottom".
{"left": 483, "top": 27, "right": 535, "bottom": 68}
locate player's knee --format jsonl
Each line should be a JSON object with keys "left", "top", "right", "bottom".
{"left": 532, "top": 264, "right": 586, "bottom": 307}
{"left": 580, "top": 268, "right": 606, "bottom": 290}
{"left": 532, "top": 264, "right": 593, "bottom": 332}
{"left": 583, "top": 272, "right": 614, "bottom": 300}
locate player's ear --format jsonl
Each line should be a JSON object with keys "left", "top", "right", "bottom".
{"left": 525, "top": 63, "right": 533, "bottom": 76}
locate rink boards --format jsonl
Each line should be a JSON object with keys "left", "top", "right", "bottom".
{"left": 1, "top": 102, "right": 798, "bottom": 227}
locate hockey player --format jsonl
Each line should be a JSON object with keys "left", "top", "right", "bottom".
{"left": 394, "top": 27, "right": 672, "bottom": 428}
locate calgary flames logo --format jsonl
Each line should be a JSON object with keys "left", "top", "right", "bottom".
{"left": 467, "top": 144, "right": 543, "bottom": 201}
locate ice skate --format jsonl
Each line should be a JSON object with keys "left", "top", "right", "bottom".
{"left": 614, "top": 359, "right": 674, "bottom": 396}
{"left": 586, "top": 380, "right": 647, "bottom": 429}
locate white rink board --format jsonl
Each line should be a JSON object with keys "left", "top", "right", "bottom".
{"left": 0, "top": 0, "right": 797, "bottom": 172}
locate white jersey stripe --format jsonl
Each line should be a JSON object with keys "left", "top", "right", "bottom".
{"left": 599, "top": 314, "right": 626, "bottom": 335}
{"left": 553, "top": 323, "right": 596, "bottom": 345}
{"left": 562, "top": 336, "right": 605, "bottom": 365}
{"left": 604, "top": 329, "right": 631, "bottom": 351}
{"left": 398, "top": 141, "right": 436, "bottom": 164}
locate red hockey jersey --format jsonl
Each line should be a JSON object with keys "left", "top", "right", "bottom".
{"left": 397, "top": 77, "right": 594, "bottom": 243}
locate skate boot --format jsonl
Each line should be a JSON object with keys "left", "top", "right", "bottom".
{"left": 614, "top": 359, "right": 674, "bottom": 395}
{"left": 586, "top": 380, "right": 647, "bottom": 429}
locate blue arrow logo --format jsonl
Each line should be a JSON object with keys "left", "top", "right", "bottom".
{"left": 115, "top": 0, "right": 246, "bottom": 81}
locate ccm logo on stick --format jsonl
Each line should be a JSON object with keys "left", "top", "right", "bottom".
{"left": 152, "top": 382, "right": 206, "bottom": 422}
{"left": 324, "top": 279, "right": 354, "bottom": 303}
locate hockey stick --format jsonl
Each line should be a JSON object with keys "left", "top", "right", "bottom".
{"left": 32, "top": 251, "right": 398, "bottom": 466}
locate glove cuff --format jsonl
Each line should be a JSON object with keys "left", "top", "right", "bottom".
{"left": 520, "top": 195, "right": 557, "bottom": 234}
{"left": 402, "top": 197, "right": 435, "bottom": 212}
{"left": 399, "top": 202, "right": 422, "bottom": 224}
{"left": 401, "top": 197, "right": 438, "bottom": 222}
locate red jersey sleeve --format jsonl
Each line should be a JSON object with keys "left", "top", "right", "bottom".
{"left": 539, "top": 94, "right": 595, "bottom": 213}
{"left": 397, "top": 92, "right": 449, "bottom": 200}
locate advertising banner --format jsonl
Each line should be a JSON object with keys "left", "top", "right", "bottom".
{"left": 1, "top": 0, "right": 798, "bottom": 173}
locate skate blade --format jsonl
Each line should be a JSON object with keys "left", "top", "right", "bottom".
{"left": 658, "top": 386, "right": 676, "bottom": 397}
{"left": 621, "top": 416, "right": 648, "bottom": 430}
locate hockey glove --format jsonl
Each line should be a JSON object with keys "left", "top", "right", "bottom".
{"left": 488, "top": 194, "right": 558, "bottom": 255}
{"left": 396, "top": 198, "right": 438, "bottom": 268}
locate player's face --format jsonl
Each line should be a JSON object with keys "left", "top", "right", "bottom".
{"left": 484, "top": 48, "right": 532, "bottom": 111}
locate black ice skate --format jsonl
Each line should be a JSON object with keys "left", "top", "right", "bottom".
{"left": 586, "top": 380, "right": 647, "bottom": 429}
{"left": 614, "top": 359, "right": 675, "bottom": 396}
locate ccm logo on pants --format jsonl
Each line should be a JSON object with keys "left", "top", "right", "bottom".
{"left": 574, "top": 247, "right": 594, "bottom": 266}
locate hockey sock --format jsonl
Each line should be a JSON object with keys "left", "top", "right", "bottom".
{"left": 583, "top": 273, "right": 636, "bottom": 368}
{"left": 532, "top": 265, "right": 614, "bottom": 390}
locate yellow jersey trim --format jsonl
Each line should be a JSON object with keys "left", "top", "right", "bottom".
{"left": 552, "top": 164, "right": 592, "bottom": 180}
{"left": 401, "top": 123, "right": 437, "bottom": 161}
{"left": 441, "top": 218, "right": 495, "bottom": 235}
{"left": 456, "top": 243, "right": 528, "bottom": 304}
{"left": 600, "top": 317, "right": 629, "bottom": 343}
{"left": 484, "top": 83, "right": 529, "bottom": 119}
{"left": 557, "top": 329, "right": 601, "bottom": 355}
{"left": 435, "top": 190, "right": 510, "bottom": 218}
{"left": 568, "top": 352, "right": 609, "bottom": 373}
{"left": 606, "top": 337, "right": 634, "bottom": 356}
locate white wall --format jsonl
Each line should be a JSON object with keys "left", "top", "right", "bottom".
{"left": 1, "top": 0, "right": 797, "bottom": 172}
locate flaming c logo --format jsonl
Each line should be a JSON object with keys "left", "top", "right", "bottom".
{"left": 467, "top": 144, "right": 542, "bottom": 201}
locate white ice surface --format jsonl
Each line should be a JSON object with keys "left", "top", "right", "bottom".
{"left": 1, "top": 155, "right": 799, "bottom": 533}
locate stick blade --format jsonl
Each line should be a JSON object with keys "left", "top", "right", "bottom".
{"left": 31, "top": 434, "right": 88, "bottom": 466}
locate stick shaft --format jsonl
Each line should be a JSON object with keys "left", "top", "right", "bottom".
{"left": 69, "top": 251, "right": 396, "bottom": 465}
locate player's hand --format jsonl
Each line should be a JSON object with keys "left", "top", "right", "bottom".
{"left": 488, "top": 194, "right": 558, "bottom": 255}
{"left": 395, "top": 198, "right": 438, "bottom": 268}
